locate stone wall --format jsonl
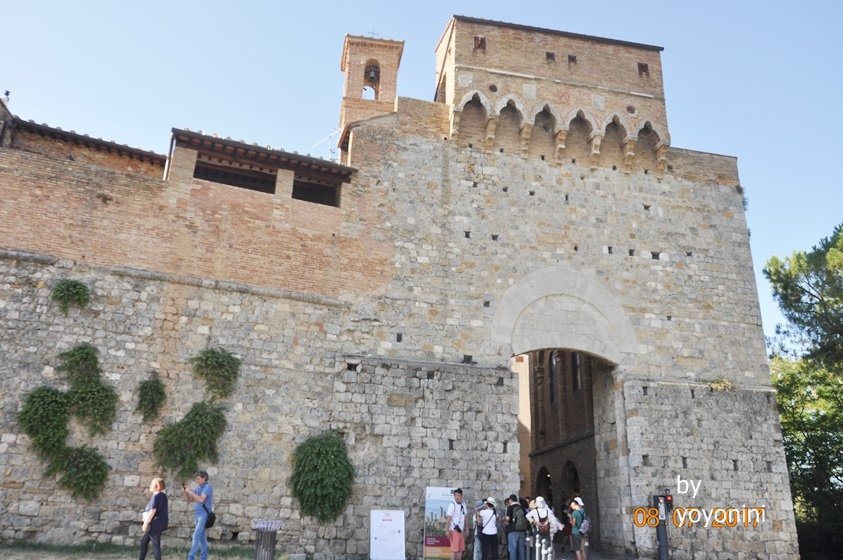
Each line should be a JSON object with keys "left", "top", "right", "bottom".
{"left": 0, "top": 251, "right": 519, "bottom": 558}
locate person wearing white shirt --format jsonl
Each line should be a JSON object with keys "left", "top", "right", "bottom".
{"left": 444, "top": 488, "right": 467, "bottom": 560}
{"left": 475, "top": 496, "right": 499, "bottom": 560}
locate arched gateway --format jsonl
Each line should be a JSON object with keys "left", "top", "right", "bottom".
{"left": 493, "top": 264, "right": 639, "bottom": 551}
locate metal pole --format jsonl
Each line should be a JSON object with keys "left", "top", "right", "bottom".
{"left": 653, "top": 496, "right": 670, "bottom": 560}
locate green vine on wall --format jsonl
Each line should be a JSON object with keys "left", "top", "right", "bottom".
{"left": 190, "top": 347, "right": 241, "bottom": 400}
{"left": 46, "top": 445, "right": 110, "bottom": 501}
{"left": 136, "top": 376, "right": 166, "bottom": 422}
{"left": 17, "top": 344, "right": 115, "bottom": 500}
{"left": 59, "top": 344, "right": 118, "bottom": 436}
{"left": 290, "top": 430, "right": 355, "bottom": 522}
{"left": 51, "top": 279, "right": 91, "bottom": 315}
{"left": 18, "top": 387, "right": 70, "bottom": 459}
{"left": 153, "top": 401, "right": 227, "bottom": 480}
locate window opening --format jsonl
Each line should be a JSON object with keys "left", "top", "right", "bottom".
{"left": 474, "top": 36, "right": 486, "bottom": 52}
{"left": 193, "top": 161, "right": 276, "bottom": 194}
{"left": 638, "top": 62, "right": 650, "bottom": 77}
{"left": 292, "top": 177, "right": 341, "bottom": 207}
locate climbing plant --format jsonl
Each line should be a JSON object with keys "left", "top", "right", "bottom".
{"left": 59, "top": 344, "right": 117, "bottom": 436}
{"left": 190, "top": 347, "right": 241, "bottom": 400}
{"left": 56, "top": 343, "right": 101, "bottom": 385}
{"left": 136, "top": 376, "right": 167, "bottom": 422}
{"left": 46, "top": 445, "right": 110, "bottom": 500}
{"left": 290, "top": 430, "right": 355, "bottom": 522}
{"left": 51, "top": 279, "right": 91, "bottom": 314}
{"left": 153, "top": 401, "right": 227, "bottom": 480}
{"left": 18, "top": 386, "right": 70, "bottom": 459}
{"left": 17, "top": 343, "right": 115, "bottom": 500}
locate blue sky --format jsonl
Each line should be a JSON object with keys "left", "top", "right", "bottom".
{"left": 3, "top": 1, "right": 841, "bottom": 341}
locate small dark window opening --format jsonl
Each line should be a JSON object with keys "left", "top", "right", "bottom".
{"left": 652, "top": 251, "right": 661, "bottom": 260}
{"left": 546, "top": 51, "right": 555, "bottom": 62}
{"left": 292, "top": 178, "right": 340, "bottom": 207}
{"left": 638, "top": 62, "right": 650, "bottom": 77}
{"left": 568, "top": 54, "right": 577, "bottom": 65}
{"left": 474, "top": 36, "right": 486, "bottom": 51}
{"left": 194, "top": 161, "right": 276, "bottom": 194}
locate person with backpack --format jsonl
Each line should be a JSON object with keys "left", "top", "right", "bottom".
{"left": 504, "top": 494, "right": 528, "bottom": 560}
{"left": 526, "top": 496, "right": 559, "bottom": 560}
{"left": 475, "top": 496, "right": 499, "bottom": 560}
{"left": 570, "top": 497, "right": 589, "bottom": 560}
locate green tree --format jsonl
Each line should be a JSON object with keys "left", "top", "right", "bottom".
{"left": 764, "top": 222, "right": 843, "bottom": 375}
{"left": 771, "top": 357, "right": 843, "bottom": 522}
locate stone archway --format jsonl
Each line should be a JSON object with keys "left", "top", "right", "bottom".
{"left": 494, "top": 264, "right": 638, "bottom": 553}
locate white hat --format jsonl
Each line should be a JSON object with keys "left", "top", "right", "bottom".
{"left": 535, "top": 496, "right": 548, "bottom": 509}
{"left": 486, "top": 496, "right": 497, "bottom": 507}
{"left": 573, "top": 497, "right": 584, "bottom": 506}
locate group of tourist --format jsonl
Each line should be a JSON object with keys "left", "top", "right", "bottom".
{"left": 137, "top": 469, "right": 214, "bottom": 560}
{"left": 445, "top": 488, "right": 589, "bottom": 560}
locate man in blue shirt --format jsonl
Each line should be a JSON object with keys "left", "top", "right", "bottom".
{"left": 183, "top": 470, "right": 213, "bottom": 560}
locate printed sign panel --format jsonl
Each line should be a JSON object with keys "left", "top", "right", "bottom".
{"left": 423, "top": 486, "right": 455, "bottom": 560}
{"left": 370, "top": 509, "right": 405, "bottom": 560}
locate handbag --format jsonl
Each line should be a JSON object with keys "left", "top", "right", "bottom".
{"left": 203, "top": 503, "right": 216, "bottom": 528}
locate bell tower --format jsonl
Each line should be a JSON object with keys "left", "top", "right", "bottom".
{"left": 339, "top": 35, "right": 404, "bottom": 152}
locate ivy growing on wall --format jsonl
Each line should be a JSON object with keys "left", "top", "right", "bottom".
{"left": 18, "top": 387, "right": 70, "bottom": 459}
{"left": 153, "top": 401, "right": 227, "bottom": 480}
{"left": 136, "top": 376, "right": 166, "bottom": 422}
{"left": 190, "top": 347, "right": 241, "bottom": 400}
{"left": 17, "top": 343, "right": 115, "bottom": 500}
{"left": 290, "top": 430, "right": 355, "bottom": 522}
{"left": 50, "top": 279, "right": 91, "bottom": 314}
{"left": 46, "top": 445, "right": 111, "bottom": 501}
{"left": 59, "top": 344, "right": 118, "bottom": 436}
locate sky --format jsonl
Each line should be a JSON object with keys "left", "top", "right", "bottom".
{"left": 3, "top": 0, "right": 841, "bottom": 342}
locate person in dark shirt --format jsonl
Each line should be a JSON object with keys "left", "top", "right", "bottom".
{"left": 139, "top": 477, "right": 169, "bottom": 560}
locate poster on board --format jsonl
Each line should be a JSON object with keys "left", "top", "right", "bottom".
{"left": 370, "top": 509, "right": 405, "bottom": 560}
{"left": 423, "top": 486, "right": 456, "bottom": 560}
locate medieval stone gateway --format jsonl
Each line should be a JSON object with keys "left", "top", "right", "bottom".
{"left": 0, "top": 15, "right": 798, "bottom": 559}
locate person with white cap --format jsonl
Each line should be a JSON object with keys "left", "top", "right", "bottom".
{"left": 526, "top": 496, "right": 559, "bottom": 560}
{"left": 570, "top": 497, "right": 587, "bottom": 560}
{"left": 475, "top": 496, "right": 499, "bottom": 560}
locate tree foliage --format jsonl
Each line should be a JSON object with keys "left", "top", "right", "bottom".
{"left": 764, "top": 222, "right": 843, "bottom": 375}
{"left": 772, "top": 357, "right": 843, "bottom": 518}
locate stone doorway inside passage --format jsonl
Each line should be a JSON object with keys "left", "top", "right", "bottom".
{"left": 512, "top": 348, "right": 615, "bottom": 548}
{"left": 492, "top": 264, "right": 640, "bottom": 552}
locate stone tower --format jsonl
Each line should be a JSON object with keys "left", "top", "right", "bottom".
{"left": 339, "top": 34, "right": 404, "bottom": 155}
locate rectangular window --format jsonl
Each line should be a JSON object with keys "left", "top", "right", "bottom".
{"left": 546, "top": 51, "right": 555, "bottom": 62}
{"left": 568, "top": 54, "right": 577, "bottom": 65}
{"left": 193, "top": 161, "right": 276, "bottom": 194}
{"left": 474, "top": 36, "right": 486, "bottom": 52}
{"left": 638, "top": 62, "right": 650, "bottom": 77}
{"left": 292, "top": 178, "right": 340, "bottom": 207}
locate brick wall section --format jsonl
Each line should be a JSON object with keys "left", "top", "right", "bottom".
{"left": 0, "top": 149, "right": 394, "bottom": 298}
{"left": 11, "top": 131, "right": 163, "bottom": 178}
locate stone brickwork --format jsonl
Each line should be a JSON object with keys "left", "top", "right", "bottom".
{"left": 0, "top": 252, "right": 518, "bottom": 557}
{"left": 0, "top": 15, "right": 798, "bottom": 559}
